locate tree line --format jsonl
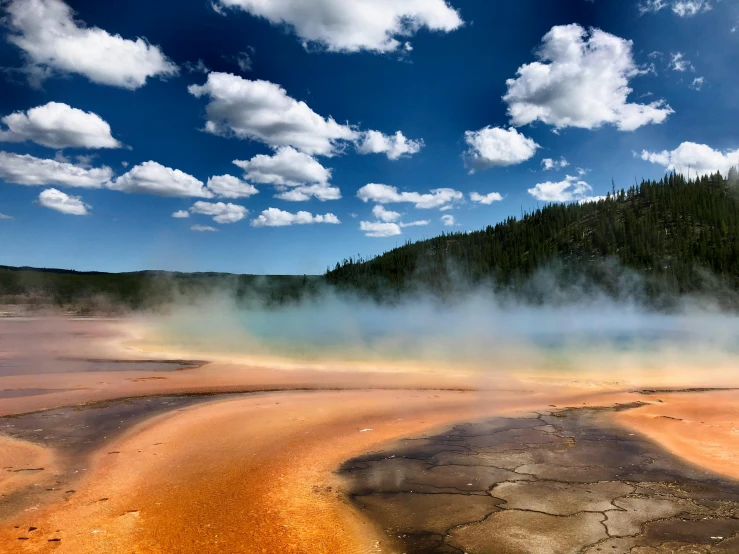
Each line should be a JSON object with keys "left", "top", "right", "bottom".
{"left": 326, "top": 169, "right": 739, "bottom": 308}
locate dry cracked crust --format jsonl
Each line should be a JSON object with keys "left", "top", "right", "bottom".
{"left": 339, "top": 403, "right": 739, "bottom": 554}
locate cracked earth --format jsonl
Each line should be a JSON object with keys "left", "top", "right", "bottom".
{"left": 340, "top": 403, "right": 739, "bottom": 554}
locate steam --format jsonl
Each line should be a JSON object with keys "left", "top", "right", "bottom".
{"left": 133, "top": 271, "right": 739, "bottom": 390}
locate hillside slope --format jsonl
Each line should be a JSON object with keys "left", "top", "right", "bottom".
{"left": 0, "top": 267, "right": 320, "bottom": 312}
{"left": 327, "top": 172, "right": 739, "bottom": 306}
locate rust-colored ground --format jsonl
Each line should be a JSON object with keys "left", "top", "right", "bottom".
{"left": 2, "top": 317, "right": 739, "bottom": 553}
{"left": 0, "top": 390, "right": 562, "bottom": 553}
{"left": 614, "top": 389, "right": 739, "bottom": 481}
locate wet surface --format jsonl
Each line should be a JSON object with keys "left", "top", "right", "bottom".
{"left": 0, "top": 394, "right": 238, "bottom": 521}
{"left": 0, "top": 359, "right": 204, "bottom": 377}
{"left": 340, "top": 403, "right": 739, "bottom": 553}
{"left": 0, "top": 389, "right": 73, "bottom": 399}
{"left": 0, "top": 394, "right": 229, "bottom": 457}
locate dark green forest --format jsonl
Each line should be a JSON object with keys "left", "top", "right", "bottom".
{"left": 0, "top": 266, "right": 321, "bottom": 313}
{"left": 327, "top": 169, "right": 739, "bottom": 308}
{"left": 3, "top": 169, "right": 739, "bottom": 312}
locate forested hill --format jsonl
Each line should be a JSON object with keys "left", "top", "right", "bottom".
{"left": 326, "top": 170, "right": 739, "bottom": 305}
{"left": 0, "top": 267, "right": 321, "bottom": 312}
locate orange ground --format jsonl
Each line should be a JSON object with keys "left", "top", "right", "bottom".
{"left": 614, "top": 389, "right": 739, "bottom": 481}
{"left": 0, "top": 390, "right": 567, "bottom": 553}
{"left": 2, "top": 317, "right": 739, "bottom": 552}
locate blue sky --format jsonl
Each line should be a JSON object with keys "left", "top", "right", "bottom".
{"left": 0, "top": 0, "right": 738, "bottom": 274}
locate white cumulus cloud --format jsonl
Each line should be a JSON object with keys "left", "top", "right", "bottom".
{"left": 0, "top": 102, "right": 120, "bottom": 149}
{"left": 232, "top": 147, "right": 339, "bottom": 201}
{"left": 504, "top": 24, "right": 673, "bottom": 131}
{"left": 541, "top": 157, "right": 569, "bottom": 171}
{"left": 206, "top": 174, "right": 258, "bottom": 199}
{"left": 172, "top": 210, "right": 190, "bottom": 219}
{"left": 372, "top": 205, "right": 401, "bottom": 222}
{"left": 37, "top": 187, "right": 89, "bottom": 215}
{"left": 190, "top": 201, "right": 248, "bottom": 224}
{"left": 251, "top": 208, "right": 340, "bottom": 227}
{"left": 189, "top": 73, "right": 357, "bottom": 156}
{"left": 357, "top": 183, "right": 463, "bottom": 209}
{"left": 109, "top": 161, "right": 213, "bottom": 197}
{"left": 441, "top": 214, "right": 456, "bottom": 226}
{"left": 669, "top": 52, "right": 694, "bottom": 72}
{"left": 361, "top": 205, "right": 428, "bottom": 237}
{"left": 275, "top": 184, "right": 341, "bottom": 202}
{"left": 356, "top": 130, "right": 423, "bottom": 160}
{"left": 360, "top": 221, "right": 401, "bottom": 237}
{"left": 470, "top": 192, "right": 503, "bottom": 205}
{"left": 5, "top": 0, "right": 177, "bottom": 89}
{"left": 640, "top": 142, "right": 739, "bottom": 177}
{"left": 528, "top": 175, "right": 594, "bottom": 202}
{"left": 233, "top": 146, "right": 331, "bottom": 185}
{"left": 213, "top": 0, "right": 463, "bottom": 53}
{"left": 0, "top": 151, "right": 112, "bottom": 187}
{"left": 463, "top": 127, "right": 539, "bottom": 172}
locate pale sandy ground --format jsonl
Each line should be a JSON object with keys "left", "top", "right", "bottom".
{"left": 1, "top": 317, "right": 739, "bottom": 552}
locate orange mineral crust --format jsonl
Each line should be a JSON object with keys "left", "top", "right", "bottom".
{"left": 0, "top": 389, "right": 550, "bottom": 553}
{"left": 614, "top": 389, "right": 739, "bottom": 481}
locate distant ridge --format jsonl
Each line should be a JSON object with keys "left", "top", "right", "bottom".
{"left": 327, "top": 171, "right": 739, "bottom": 307}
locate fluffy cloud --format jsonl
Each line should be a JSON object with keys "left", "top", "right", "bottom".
{"left": 528, "top": 175, "right": 594, "bottom": 202}
{"left": 5, "top": 0, "right": 177, "bottom": 89}
{"left": 504, "top": 24, "right": 673, "bottom": 131}
{"left": 441, "top": 214, "right": 455, "bottom": 226}
{"left": 0, "top": 102, "right": 120, "bottom": 149}
{"left": 0, "top": 151, "right": 112, "bottom": 187}
{"left": 372, "top": 205, "right": 401, "bottom": 222}
{"left": 190, "top": 201, "right": 248, "bottom": 224}
{"left": 640, "top": 142, "right": 739, "bottom": 177}
{"left": 357, "top": 183, "right": 463, "bottom": 209}
{"left": 356, "top": 130, "right": 423, "bottom": 160}
{"left": 231, "top": 146, "right": 338, "bottom": 201}
{"left": 206, "top": 174, "right": 258, "bottom": 199}
{"left": 191, "top": 224, "right": 218, "bottom": 232}
{"left": 463, "top": 127, "right": 538, "bottom": 172}
{"left": 233, "top": 147, "right": 331, "bottom": 185}
{"left": 361, "top": 205, "right": 428, "bottom": 237}
{"left": 37, "top": 187, "right": 89, "bottom": 215}
{"left": 670, "top": 52, "right": 694, "bottom": 72}
{"left": 109, "top": 161, "right": 213, "bottom": 197}
{"left": 251, "top": 208, "right": 340, "bottom": 227}
{"left": 189, "top": 73, "right": 357, "bottom": 156}
{"left": 214, "top": 0, "right": 463, "bottom": 53}
{"left": 360, "top": 221, "right": 401, "bottom": 237}
{"left": 470, "top": 192, "right": 503, "bottom": 205}
{"left": 172, "top": 210, "right": 190, "bottom": 218}
{"left": 274, "top": 184, "right": 341, "bottom": 202}
{"left": 541, "top": 157, "right": 569, "bottom": 171}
